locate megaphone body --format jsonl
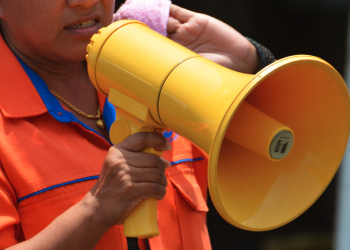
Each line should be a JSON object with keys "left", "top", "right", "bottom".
{"left": 86, "top": 20, "right": 350, "bottom": 237}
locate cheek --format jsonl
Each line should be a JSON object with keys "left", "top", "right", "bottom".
{"left": 101, "top": 0, "right": 116, "bottom": 25}
{"left": 5, "top": 5, "right": 60, "bottom": 39}
{"left": 21, "top": 1, "right": 62, "bottom": 31}
{"left": 106, "top": 0, "right": 116, "bottom": 12}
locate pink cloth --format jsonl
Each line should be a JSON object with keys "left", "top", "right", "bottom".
{"left": 114, "top": 0, "right": 171, "bottom": 36}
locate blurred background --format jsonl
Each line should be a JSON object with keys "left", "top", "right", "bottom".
{"left": 114, "top": 1, "right": 350, "bottom": 249}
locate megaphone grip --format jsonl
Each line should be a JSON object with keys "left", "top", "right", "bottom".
{"left": 123, "top": 198, "right": 159, "bottom": 238}
{"left": 108, "top": 107, "right": 163, "bottom": 238}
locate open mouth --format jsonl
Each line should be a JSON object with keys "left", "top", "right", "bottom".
{"left": 66, "top": 19, "right": 97, "bottom": 29}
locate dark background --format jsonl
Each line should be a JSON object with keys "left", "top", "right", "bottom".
{"left": 114, "top": 1, "right": 350, "bottom": 249}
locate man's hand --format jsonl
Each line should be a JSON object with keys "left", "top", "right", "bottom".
{"left": 86, "top": 132, "right": 171, "bottom": 226}
{"left": 167, "top": 5, "right": 259, "bottom": 74}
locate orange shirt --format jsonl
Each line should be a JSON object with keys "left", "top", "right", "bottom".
{"left": 0, "top": 35, "right": 211, "bottom": 250}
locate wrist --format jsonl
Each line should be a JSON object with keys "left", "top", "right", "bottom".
{"left": 246, "top": 41, "right": 260, "bottom": 74}
{"left": 79, "top": 191, "right": 113, "bottom": 233}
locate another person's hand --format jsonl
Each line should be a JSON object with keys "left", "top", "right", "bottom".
{"left": 167, "top": 5, "right": 259, "bottom": 74}
{"left": 85, "top": 132, "right": 171, "bottom": 226}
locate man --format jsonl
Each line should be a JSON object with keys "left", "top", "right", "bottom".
{"left": 0, "top": 0, "right": 271, "bottom": 249}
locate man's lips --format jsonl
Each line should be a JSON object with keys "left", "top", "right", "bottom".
{"left": 63, "top": 14, "right": 102, "bottom": 37}
{"left": 66, "top": 19, "right": 97, "bottom": 29}
{"left": 65, "top": 14, "right": 101, "bottom": 29}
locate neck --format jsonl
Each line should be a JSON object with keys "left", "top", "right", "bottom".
{"left": 14, "top": 47, "right": 90, "bottom": 94}
{"left": 0, "top": 28, "right": 110, "bottom": 138}
{"left": 0, "top": 27, "right": 109, "bottom": 139}
{"left": 1, "top": 26, "right": 93, "bottom": 97}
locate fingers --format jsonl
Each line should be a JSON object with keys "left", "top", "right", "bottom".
{"left": 103, "top": 150, "right": 168, "bottom": 188}
{"left": 167, "top": 5, "right": 195, "bottom": 34}
{"left": 101, "top": 148, "right": 169, "bottom": 201}
{"left": 121, "top": 150, "right": 171, "bottom": 169}
{"left": 89, "top": 131, "right": 173, "bottom": 225}
{"left": 167, "top": 16, "right": 181, "bottom": 34}
{"left": 167, "top": 4, "right": 210, "bottom": 45}
{"left": 169, "top": 4, "right": 194, "bottom": 23}
{"left": 129, "top": 163, "right": 168, "bottom": 187}
{"left": 132, "top": 182, "right": 167, "bottom": 201}
{"left": 117, "top": 132, "right": 172, "bottom": 153}
{"left": 105, "top": 132, "right": 171, "bottom": 187}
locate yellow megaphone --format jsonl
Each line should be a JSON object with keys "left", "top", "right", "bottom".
{"left": 86, "top": 20, "right": 350, "bottom": 238}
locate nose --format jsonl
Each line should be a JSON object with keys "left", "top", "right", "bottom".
{"left": 67, "top": 0, "right": 100, "bottom": 8}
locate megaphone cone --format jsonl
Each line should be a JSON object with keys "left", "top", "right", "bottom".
{"left": 86, "top": 20, "right": 350, "bottom": 235}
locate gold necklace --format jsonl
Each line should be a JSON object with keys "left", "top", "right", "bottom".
{"left": 49, "top": 90, "right": 105, "bottom": 129}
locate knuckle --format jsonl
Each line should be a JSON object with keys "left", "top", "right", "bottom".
{"left": 122, "top": 180, "right": 134, "bottom": 191}
{"left": 117, "top": 168, "right": 130, "bottom": 179}
{"left": 104, "top": 157, "right": 125, "bottom": 171}
{"left": 105, "top": 150, "right": 127, "bottom": 167}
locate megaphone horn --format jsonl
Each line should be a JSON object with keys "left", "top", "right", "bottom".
{"left": 86, "top": 20, "right": 350, "bottom": 237}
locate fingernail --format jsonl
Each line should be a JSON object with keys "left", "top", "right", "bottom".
{"left": 165, "top": 140, "right": 172, "bottom": 150}
{"left": 161, "top": 157, "right": 171, "bottom": 168}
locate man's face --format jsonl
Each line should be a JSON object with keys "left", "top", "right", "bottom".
{"left": 0, "top": 0, "right": 115, "bottom": 63}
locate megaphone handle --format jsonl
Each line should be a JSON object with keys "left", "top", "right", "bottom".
{"left": 123, "top": 198, "right": 159, "bottom": 238}
{"left": 109, "top": 110, "right": 162, "bottom": 238}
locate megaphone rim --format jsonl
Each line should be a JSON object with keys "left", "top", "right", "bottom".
{"left": 207, "top": 55, "right": 347, "bottom": 231}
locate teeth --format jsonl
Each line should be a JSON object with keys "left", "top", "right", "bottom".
{"left": 67, "top": 19, "right": 96, "bottom": 29}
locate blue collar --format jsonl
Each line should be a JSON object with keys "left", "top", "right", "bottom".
{"left": 16, "top": 58, "right": 116, "bottom": 142}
